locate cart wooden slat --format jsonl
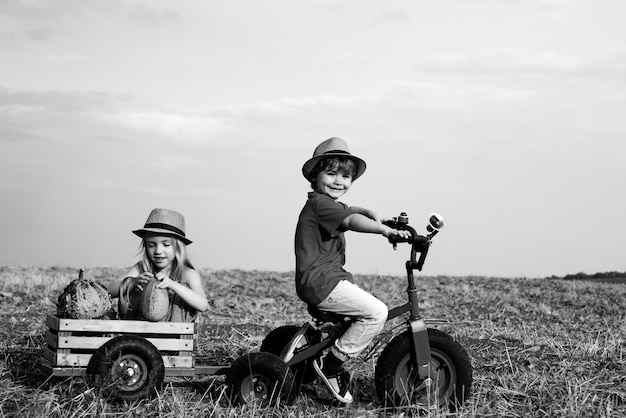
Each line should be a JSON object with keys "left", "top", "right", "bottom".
{"left": 43, "top": 313, "right": 209, "bottom": 377}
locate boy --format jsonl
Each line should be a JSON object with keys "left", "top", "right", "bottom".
{"left": 295, "top": 137, "right": 411, "bottom": 403}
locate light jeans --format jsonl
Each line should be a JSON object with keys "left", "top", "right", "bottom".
{"left": 316, "top": 280, "right": 388, "bottom": 360}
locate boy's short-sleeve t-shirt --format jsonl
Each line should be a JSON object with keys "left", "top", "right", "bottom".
{"left": 295, "top": 192, "right": 353, "bottom": 305}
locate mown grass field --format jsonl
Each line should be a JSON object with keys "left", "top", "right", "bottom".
{"left": 0, "top": 265, "right": 624, "bottom": 417}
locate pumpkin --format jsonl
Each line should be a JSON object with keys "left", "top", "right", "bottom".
{"left": 140, "top": 279, "right": 171, "bottom": 322}
{"left": 57, "top": 273, "right": 113, "bottom": 319}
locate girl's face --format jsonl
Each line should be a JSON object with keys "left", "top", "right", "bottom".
{"left": 145, "top": 235, "right": 176, "bottom": 271}
{"left": 315, "top": 167, "right": 353, "bottom": 200}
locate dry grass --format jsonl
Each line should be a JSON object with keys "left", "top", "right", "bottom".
{"left": 0, "top": 265, "right": 625, "bottom": 417}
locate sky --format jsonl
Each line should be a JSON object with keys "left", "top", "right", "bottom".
{"left": 1, "top": 0, "right": 625, "bottom": 279}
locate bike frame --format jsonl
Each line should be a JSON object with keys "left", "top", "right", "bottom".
{"left": 284, "top": 215, "right": 441, "bottom": 382}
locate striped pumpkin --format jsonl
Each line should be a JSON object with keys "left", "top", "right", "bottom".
{"left": 140, "top": 279, "right": 171, "bottom": 322}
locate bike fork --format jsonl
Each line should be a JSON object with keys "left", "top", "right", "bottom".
{"left": 410, "top": 318, "right": 433, "bottom": 384}
{"left": 406, "top": 258, "right": 433, "bottom": 384}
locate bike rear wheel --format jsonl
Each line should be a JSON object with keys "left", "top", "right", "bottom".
{"left": 374, "top": 328, "right": 472, "bottom": 411}
{"left": 260, "top": 325, "right": 318, "bottom": 385}
{"left": 226, "top": 352, "right": 297, "bottom": 407}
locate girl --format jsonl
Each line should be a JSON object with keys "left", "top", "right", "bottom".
{"left": 108, "top": 208, "right": 209, "bottom": 322}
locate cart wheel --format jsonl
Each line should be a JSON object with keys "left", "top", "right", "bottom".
{"left": 260, "top": 325, "right": 319, "bottom": 385}
{"left": 226, "top": 352, "right": 297, "bottom": 407}
{"left": 86, "top": 335, "right": 164, "bottom": 402}
{"left": 374, "top": 328, "right": 472, "bottom": 411}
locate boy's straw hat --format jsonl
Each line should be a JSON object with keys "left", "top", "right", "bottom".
{"left": 133, "top": 208, "right": 192, "bottom": 245}
{"left": 302, "top": 137, "right": 367, "bottom": 182}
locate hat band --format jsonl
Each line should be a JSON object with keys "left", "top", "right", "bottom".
{"left": 144, "top": 222, "right": 186, "bottom": 237}
{"left": 322, "top": 150, "right": 350, "bottom": 156}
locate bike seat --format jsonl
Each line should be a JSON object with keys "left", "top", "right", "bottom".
{"left": 307, "top": 305, "right": 347, "bottom": 325}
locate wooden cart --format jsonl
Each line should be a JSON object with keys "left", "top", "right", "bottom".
{"left": 41, "top": 313, "right": 295, "bottom": 405}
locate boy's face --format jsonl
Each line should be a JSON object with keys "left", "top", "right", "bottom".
{"left": 314, "top": 167, "right": 353, "bottom": 200}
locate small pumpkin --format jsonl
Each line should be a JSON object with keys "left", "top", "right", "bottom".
{"left": 140, "top": 279, "right": 171, "bottom": 322}
{"left": 57, "top": 274, "right": 113, "bottom": 319}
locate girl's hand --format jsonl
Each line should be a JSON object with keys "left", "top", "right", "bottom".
{"left": 155, "top": 272, "right": 174, "bottom": 289}
{"left": 135, "top": 272, "right": 154, "bottom": 292}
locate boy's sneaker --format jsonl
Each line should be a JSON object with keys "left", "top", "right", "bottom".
{"left": 313, "top": 357, "right": 353, "bottom": 404}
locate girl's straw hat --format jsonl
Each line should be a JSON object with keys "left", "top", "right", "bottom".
{"left": 302, "top": 137, "right": 367, "bottom": 182}
{"left": 133, "top": 208, "right": 192, "bottom": 245}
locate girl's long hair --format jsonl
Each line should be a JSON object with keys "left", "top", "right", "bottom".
{"left": 138, "top": 236, "right": 195, "bottom": 284}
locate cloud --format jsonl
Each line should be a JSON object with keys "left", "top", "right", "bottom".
{"left": 0, "top": 0, "right": 180, "bottom": 43}
{"left": 0, "top": 85, "right": 240, "bottom": 146}
{"left": 0, "top": 87, "right": 132, "bottom": 144}
{"left": 127, "top": 4, "right": 180, "bottom": 24}
{"left": 534, "top": 0, "right": 570, "bottom": 13}
{"left": 0, "top": 0, "right": 169, "bottom": 20}
{"left": 23, "top": 27, "right": 54, "bottom": 41}
{"left": 0, "top": 126, "right": 43, "bottom": 142}
{"left": 218, "top": 94, "right": 375, "bottom": 117}
{"left": 418, "top": 49, "right": 583, "bottom": 76}
{"left": 0, "top": 88, "right": 253, "bottom": 148}
{"left": 39, "top": 53, "right": 91, "bottom": 63}
{"left": 415, "top": 48, "right": 626, "bottom": 82}
{"left": 0, "top": 85, "right": 346, "bottom": 148}
{"left": 107, "top": 111, "right": 230, "bottom": 141}
{"left": 0, "top": 87, "right": 128, "bottom": 112}
{"left": 375, "top": 10, "right": 410, "bottom": 24}
{"left": 0, "top": 0, "right": 119, "bottom": 22}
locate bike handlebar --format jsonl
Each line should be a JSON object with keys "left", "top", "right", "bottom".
{"left": 383, "top": 212, "right": 444, "bottom": 251}
{"left": 383, "top": 212, "right": 444, "bottom": 271}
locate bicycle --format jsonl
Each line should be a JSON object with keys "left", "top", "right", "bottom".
{"left": 260, "top": 212, "right": 473, "bottom": 410}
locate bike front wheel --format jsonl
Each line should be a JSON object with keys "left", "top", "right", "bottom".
{"left": 374, "top": 328, "right": 472, "bottom": 411}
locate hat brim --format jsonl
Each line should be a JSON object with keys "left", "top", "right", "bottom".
{"left": 133, "top": 228, "right": 192, "bottom": 245}
{"left": 302, "top": 153, "right": 367, "bottom": 182}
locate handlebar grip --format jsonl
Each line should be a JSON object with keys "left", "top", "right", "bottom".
{"left": 388, "top": 234, "right": 412, "bottom": 244}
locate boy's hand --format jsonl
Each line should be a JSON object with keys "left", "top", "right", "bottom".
{"left": 343, "top": 212, "right": 411, "bottom": 239}
{"left": 382, "top": 226, "right": 412, "bottom": 240}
